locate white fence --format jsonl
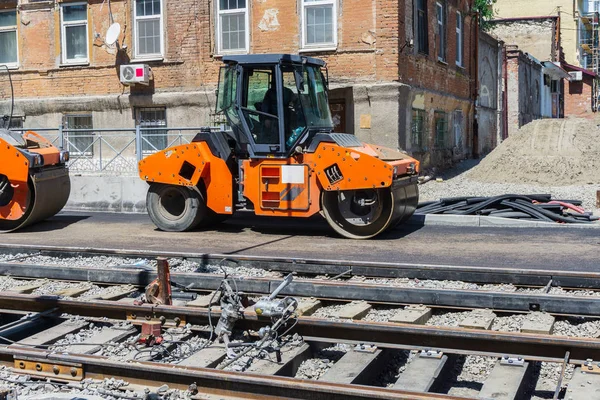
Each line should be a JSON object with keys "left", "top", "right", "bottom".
{"left": 13, "top": 126, "right": 225, "bottom": 173}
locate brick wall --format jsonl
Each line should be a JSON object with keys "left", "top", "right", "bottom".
{"left": 563, "top": 72, "right": 595, "bottom": 117}
{"left": 399, "top": 0, "right": 475, "bottom": 165}
{"left": 4, "top": 0, "right": 402, "bottom": 100}
{"left": 490, "top": 18, "right": 557, "bottom": 63}
{"left": 505, "top": 48, "right": 544, "bottom": 136}
{"left": 399, "top": 0, "right": 473, "bottom": 100}
{"left": 1, "top": 0, "right": 478, "bottom": 169}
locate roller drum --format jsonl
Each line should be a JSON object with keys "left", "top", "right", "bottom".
{"left": 321, "top": 178, "right": 419, "bottom": 239}
{"left": 0, "top": 167, "right": 70, "bottom": 232}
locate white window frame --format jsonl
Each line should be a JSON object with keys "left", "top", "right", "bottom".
{"left": 133, "top": 0, "right": 165, "bottom": 60}
{"left": 216, "top": 0, "right": 249, "bottom": 55}
{"left": 0, "top": 9, "right": 18, "bottom": 69}
{"left": 60, "top": 3, "right": 89, "bottom": 65}
{"left": 436, "top": 2, "right": 446, "bottom": 62}
{"left": 301, "top": 0, "right": 337, "bottom": 51}
{"left": 456, "top": 11, "right": 463, "bottom": 66}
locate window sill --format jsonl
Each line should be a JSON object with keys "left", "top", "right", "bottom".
{"left": 131, "top": 57, "right": 164, "bottom": 63}
{"left": 299, "top": 46, "right": 337, "bottom": 53}
{"left": 0, "top": 64, "right": 19, "bottom": 70}
{"left": 437, "top": 59, "right": 448, "bottom": 66}
{"left": 59, "top": 62, "right": 90, "bottom": 68}
{"left": 212, "top": 51, "right": 249, "bottom": 59}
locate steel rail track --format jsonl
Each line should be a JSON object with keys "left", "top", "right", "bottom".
{"left": 0, "top": 245, "right": 599, "bottom": 397}
{"left": 0, "top": 345, "right": 462, "bottom": 400}
{"left": 2, "top": 243, "right": 600, "bottom": 288}
{"left": 0, "top": 292, "right": 594, "bottom": 363}
{"left": 0, "top": 292, "right": 589, "bottom": 399}
{"left": 1, "top": 261, "right": 600, "bottom": 317}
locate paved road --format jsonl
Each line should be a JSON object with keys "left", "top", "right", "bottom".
{"left": 0, "top": 212, "right": 600, "bottom": 271}
{"left": 0, "top": 211, "right": 598, "bottom": 272}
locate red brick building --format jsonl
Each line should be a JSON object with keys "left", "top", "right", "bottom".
{"left": 562, "top": 63, "right": 598, "bottom": 117}
{"left": 0, "top": 0, "right": 477, "bottom": 168}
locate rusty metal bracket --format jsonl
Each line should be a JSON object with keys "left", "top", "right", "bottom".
{"left": 144, "top": 257, "right": 173, "bottom": 306}
{"left": 13, "top": 357, "right": 83, "bottom": 381}
{"left": 583, "top": 359, "right": 600, "bottom": 374}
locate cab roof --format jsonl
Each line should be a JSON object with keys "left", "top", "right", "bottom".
{"left": 221, "top": 54, "right": 326, "bottom": 67}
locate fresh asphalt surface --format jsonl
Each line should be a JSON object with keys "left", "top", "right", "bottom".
{"left": 1, "top": 211, "right": 598, "bottom": 272}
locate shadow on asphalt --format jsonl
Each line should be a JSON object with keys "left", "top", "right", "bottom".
{"left": 194, "top": 212, "right": 425, "bottom": 241}
{"left": 8, "top": 215, "right": 90, "bottom": 233}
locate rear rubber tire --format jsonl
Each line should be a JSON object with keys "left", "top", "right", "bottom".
{"left": 147, "top": 183, "right": 207, "bottom": 232}
{"left": 321, "top": 188, "right": 395, "bottom": 239}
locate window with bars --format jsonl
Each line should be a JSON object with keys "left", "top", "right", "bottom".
{"left": 134, "top": 0, "right": 163, "bottom": 58}
{"left": 411, "top": 109, "right": 426, "bottom": 150}
{"left": 217, "top": 0, "right": 248, "bottom": 53}
{"left": 137, "top": 107, "right": 167, "bottom": 153}
{"left": 63, "top": 114, "right": 93, "bottom": 156}
{"left": 434, "top": 111, "right": 447, "bottom": 148}
{"left": 302, "top": 0, "right": 336, "bottom": 48}
{"left": 0, "top": 10, "right": 18, "bottom": 68}
{"left": 60, "top": 3, "right": 88, "bottom": 64}
{"left": 415, "top": 0, "right": 428, "bottom": 54}
{"left": 456, "top": 11, "right": 463, "bottom": 66}
{"left": 436, "top": 2, "right": 446, "bottom": 62}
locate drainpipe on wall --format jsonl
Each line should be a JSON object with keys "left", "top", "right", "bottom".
{"left": 472, "top": 12, "right": 480, "bottom": 158}
{"left": 502, "top": 45, "right": 508, "bottom": 141}
{"left": 496, "top": 40, "right": 504, "bottom": 149}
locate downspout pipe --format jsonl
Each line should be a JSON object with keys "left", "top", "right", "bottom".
{"left": 472, "top": 11, "right": 480, "bottom": 157}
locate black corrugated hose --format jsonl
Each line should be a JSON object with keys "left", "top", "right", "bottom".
{"left": 416, "top": 194, "right": 599, "bottom": 224}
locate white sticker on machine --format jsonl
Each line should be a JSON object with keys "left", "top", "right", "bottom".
{"left": 281, "top": 165, "right": 305, "bottom": 184}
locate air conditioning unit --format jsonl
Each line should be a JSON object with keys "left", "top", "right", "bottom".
{"left": 120, "top": 64, "right": 150, "bottom": 86}
{"left": 569, "top": 71, "right": 583, "bottom": 81}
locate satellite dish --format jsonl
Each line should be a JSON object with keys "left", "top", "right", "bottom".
{"left": 105, "top": 22, "right": 121, "bottom": 46}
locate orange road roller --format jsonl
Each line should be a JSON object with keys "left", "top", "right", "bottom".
{"left": 139, "top": 54, "right": 419, "bottom": 239}
{"left": 0, "top": 128, "right": 70, "bottom": 232}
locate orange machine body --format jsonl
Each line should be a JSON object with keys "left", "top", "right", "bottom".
{"left": 138, "top": 141, "right": 234, "bottom": 215}
{"left": 0, "top": 137, "right": 30, "bottom": 221}
{"left": 242, "top": 143, "right": 418, "bottom": 218}
{"left": 137, "top": 54, "right": 420, "bottom": 238}
{"left": 139, "top": 138, "right": 419, "bottom": 218}
{"left": 0, "top": 130, "right": 70, "bottom": 225}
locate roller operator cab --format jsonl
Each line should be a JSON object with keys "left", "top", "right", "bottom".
{"left": 139, "top": 54, "right": 420, "bottom": 239}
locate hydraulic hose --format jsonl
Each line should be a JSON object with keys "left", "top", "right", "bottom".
{"left": 416, "top": 194, "right": 596, "bottom": 224}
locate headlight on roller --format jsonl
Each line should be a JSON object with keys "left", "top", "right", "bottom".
{"left": 59, "top": 150, "right": 70, "bottom": 164}
{"left": 33, "top": 154, "right": 44, "bottom": 166}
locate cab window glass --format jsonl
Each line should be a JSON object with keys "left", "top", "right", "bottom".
{"left": 241, "top": 68, "right": 279, "bottom": 145}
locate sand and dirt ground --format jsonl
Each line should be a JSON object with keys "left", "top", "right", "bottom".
{"left": 420, "top": 118, "right": 600, "bottom": 214}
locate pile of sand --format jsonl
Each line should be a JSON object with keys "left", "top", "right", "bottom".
{"left": 467, "top": 118, "right": 600, "bottom": 186}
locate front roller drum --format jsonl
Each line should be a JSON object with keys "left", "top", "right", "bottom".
{"left": 0, "top": 168, "right": 71, "bottom": 232}
{"left": 321, "top": 181, "right": 419, "bottom": 239}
